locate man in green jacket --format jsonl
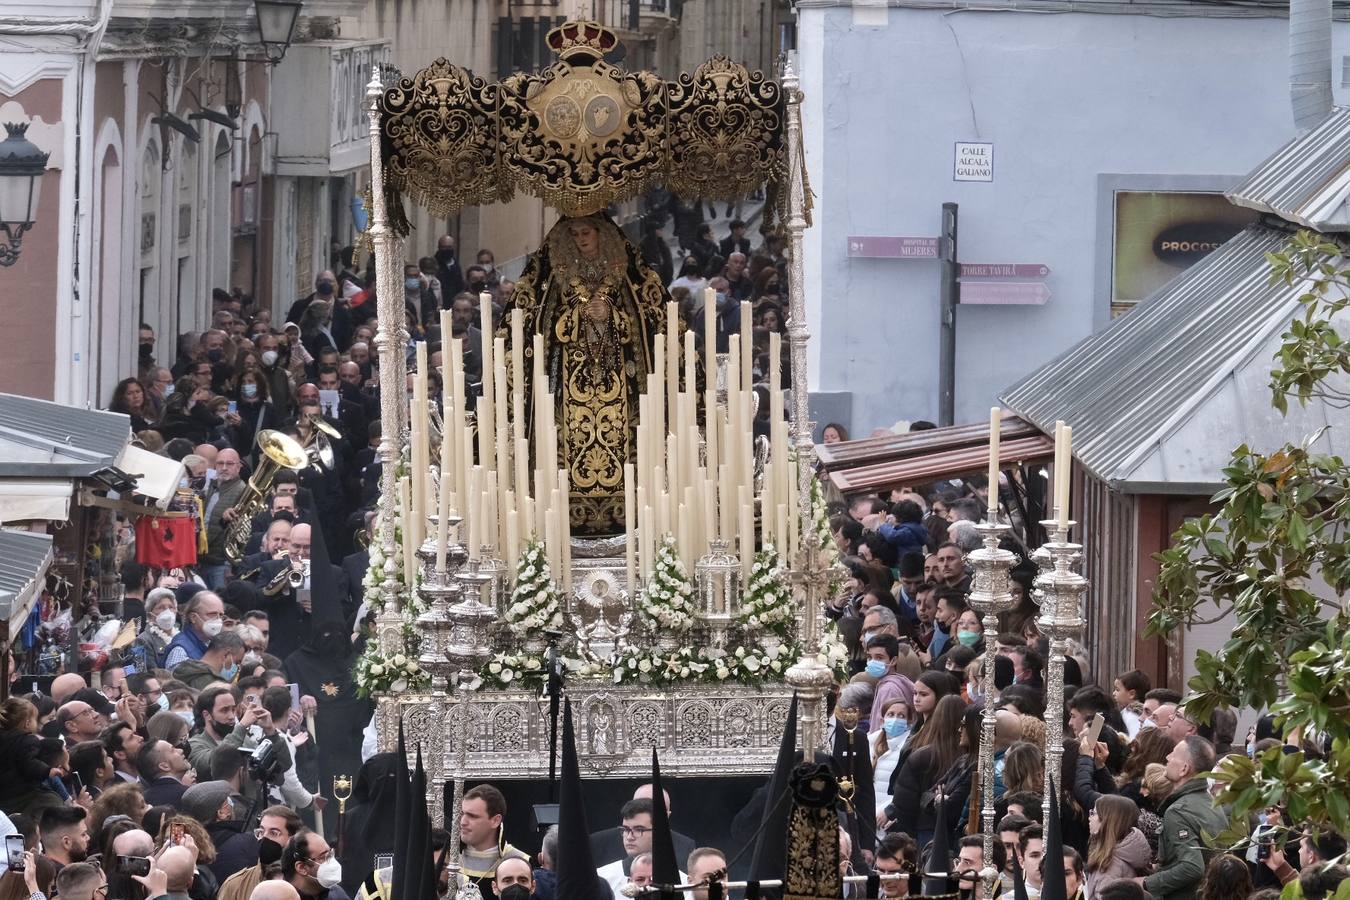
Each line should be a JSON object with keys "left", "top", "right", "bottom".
{"left": 1140, "top": 735, "right": 1227, "bottom": 900}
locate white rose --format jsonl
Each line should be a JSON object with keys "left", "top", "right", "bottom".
{"left": 745, "top": 657, "right": 761, "bottom": 672}
{"left": 370, "top": 664, "right": 385, "bottom": 676}
{"left": 716, "top": 667, "right": 730, "bottom": 680}
{"left": 393, "top": 654, "right": 407, "bottom": 666}
{"left": 526, "top": 658, "right": 541, "bottom": 670}
{"left": 489, "top": 662, "right": 502, "bottom": 674}
{"left": 391, "top": 678, "right": 408, "bottom": 692}
{"left": 638, "top": 659, "right": 652, "bottom": 673}
{"left": 501, "top": 669, "right": 515, "bottom": 683}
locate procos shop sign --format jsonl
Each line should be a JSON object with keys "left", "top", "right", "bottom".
{"left": 1152, "top": 223, "right": 1243, "bottom": 265}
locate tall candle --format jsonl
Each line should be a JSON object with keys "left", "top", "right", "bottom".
{"left": 483, "top": 470, "right": 498, "bottom": 553}
{"left": 452, "top": 340, "right": 468, "bottom": 500}
{"left": 988, "top": 407, "right": 1001, "bottom": 520}
{"left": 678, "top": 498, "right": 692, "bottom": 574}
{"left": 653, "top": 336, "right": 666, "bottom": 460}
{"left": 718, "top": 463, "right": 732, "bottom": 541}
{"left": 506, "top": 506, "right": 519, "bottom": 573}
{"left": 544, "top": 505, "right": 558, "bottom": 585}
{"left": 558, "top": 470, "right": 571, "bottom": 594}
{"left": 703, "top": 474, "right": 716, "bottom": 556}
{"left": 1058, "top": 424, "right": 1073, "bottom": 532}
{"left": 776, "top": 503, "right": 789, "bottom": 560}
{"left": 657, "top": 484, "right": 670, "bottom": 541}
{"left": 494, "top": 338, "right": 510, "bottom": 491}
{"left": 666, "top": 302, "right": 679, "bottom": 435}
{"left": 769, "top": 330, "right": 781, "bottom": 391}
{"left": 511, "top": 310, "right": 525, "bottom": 435}
{"left": 727, "top": 336, "right": 741, "bottom": 503}
{"left": 739, "top": 485, "right": 753, "bottom": 579}
{"left": 399, "top": 476, "right": 415, "bottom": 584}
{"left": 624, "top": 464, "right": 637, "bottom": 591}
{"left": 703, "top": 286, "right": 717, "bottom": 361}
{"left": 408, "top": 397, "right": 423, "bottom": 547}
{"left": 436, "top": 409, "right": 452, "bottom": 573}
{"left": 740, "top": 300, "right": 752, "bottom": 396}
{"left": 1053, "top": 420, "right": 1066, "bottom": 524}
{"left": 467, "top": 469, "right": 483, "bottom": 558}
{"left": 479, "top": 292, "right": 497, "bottom": 480}
{"left": 683, "top": 485, "right": 698, "bottom": 568}
{"left": 515, "top": 436, "right": 530, "bottom": 522}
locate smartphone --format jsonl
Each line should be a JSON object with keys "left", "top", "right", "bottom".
{"left": 5, "top": 834, "right": 25, "bottom": 872}
{"left": 1084, "top": 712, "right": 1106, "bottom": 746}
{"left": 227, "top": 401, "right": 238, "bottom": 415}
{"left": 170, "top": 823, "right": 185, "bottom": 846}
{"left": 287, "top": 683, "right": 302, "bottom": 712}
{"left": 116, "top": 855, "right": 151, "bottom": 877}
{"left": 73, "top": 772, "right": 84, "bottom": 794}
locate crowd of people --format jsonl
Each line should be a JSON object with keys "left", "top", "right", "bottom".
{"left": 808, "top": 477, "right": 1346, "bottom": 900}
{"left": 0, "top": 215, "right": 1338, "bottom": 900}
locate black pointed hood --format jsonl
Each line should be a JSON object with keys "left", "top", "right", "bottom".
{"left": 409, "top": 746, "right": 437, "bottom": 900}
{"left": 921, "top": 781, "right": 954, "bottom": 896}
{"left": 749, "top": 693, "right": 798, "bottom": 885}
{"left": 1013, "top": 849, "right": 1030, "bottom": 900}
{"left": 390, "top": 722, "right": 413, "bottom": 900}
{"left": 556, "top": 699, "right": 604, "bottom": 900}
{"left": 1039, "top": 777, "right": 1067, "bottom": 900}
{"left": 649, "top": 748, "right": 680, "bottom": 886}
{"left": 306, "top": 516, "right": 346, "bottom": 633}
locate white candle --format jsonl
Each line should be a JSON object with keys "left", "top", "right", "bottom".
{"left": 769, "top": 330, "right": 781, "bottom": 391}
{"left": 666, "top": 302, "right": 679, "bottom": 436}
{"left": 1053, "top": 420, "right": 1066, "bottom": 524}
{"left": 479, "top": 293, "right": 497, "bottom": 480}
{"left": 740, "top": 300, "right": 752, "bottom": 396}
{"left": 505, "top": 497, "right": 519, "bottom": 572}
{"left": 653, "top": 336, "right": 666, "bottom": 465}
{"left": 739, "top": 485, "right": 753, "bottom": 579}
{"left": 436, "top": 411, "right": 452, "bottom": 573}
{"left": 637, "top": 485, "right": 650, "bottom": 579}
{"left": 1058, "top": 424, "right": 1073, "bottom": 532}
{"left": 624, "top": 463, "right": 637, "bottom": 591}
{"left": 988, "top": 406, "right": 1001, "bottom": 521}
{"left": 678, "top": 497, "right": 692, "bottom": 574}
{"left": 399, "top": 477, "right": 415, "bottom": 585}
{"left": 544, "top": 504, "right": 559, "bottom": 584}
{"left": 494, "top": 337, "right": 510, "bottom": 492}
{"left": 558, "top": 469, "right": 571, "bottom": 593}
{"left": 511, "top": 310, "right": 525, "bottom": 436}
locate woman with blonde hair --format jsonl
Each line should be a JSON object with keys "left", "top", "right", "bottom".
{"left": 1085, "top": 795, "right": 1150, "bottom": 899}
{"left": 1134, "top": 762, "right": 1173, "bottom": 856}
{"left": 870, "top": 697, "right": 913, "bottom": 814}
{"left": 1002, "top": 741, "right": 1045, "bottom": 797}
{"left": 1018, "top": 714, "right": 1047, "bottom": 749}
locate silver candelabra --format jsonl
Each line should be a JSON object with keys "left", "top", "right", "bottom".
{"left": 1034, "top": 519, "right": 1088, "bottom": 799}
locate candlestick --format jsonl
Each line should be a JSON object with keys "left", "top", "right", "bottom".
{"left": 436, "top": 411, "right": 452, "bottom": 574}
{"left": 624, "top": 463, "right": 637, "bottom": 591}
{"left": 1057, "top": 424, "right": 1072, "bottom": 532}
{"left": 988, "top": 407, "right": 1001, "bottom": 521}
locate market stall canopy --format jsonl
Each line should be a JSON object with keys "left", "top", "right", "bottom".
{"left": 817, "top": 414, "right": 1053, "bottom": 495}
{"left": 375, "top": 21, "right": 800, "bottom": 231}
{"left": 0, "top": 393, "right": 181, "bottom": 522}
{"left": 1000, "top": 224, "right": 1350, "bottom": 494}
{"left": 0, "top": 529, "right": 53, "bottom": 637}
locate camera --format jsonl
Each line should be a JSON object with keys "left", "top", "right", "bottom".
{"left": 247, "top": 740, "right": 284, "bottom": 786}
{"left": 117, "top": 856, "right": 152, "bottom": 877}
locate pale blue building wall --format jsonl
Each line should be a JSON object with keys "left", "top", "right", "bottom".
{"left": 797, "top": 3, "right": 1350, "bottom": 432}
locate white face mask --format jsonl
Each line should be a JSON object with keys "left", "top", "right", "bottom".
{"left": 201, "top": 617, "right": 224, "bottom": 637}
{"left": 155, "top": 609, "right": 177, "bottom": 631}
{"left": 315, "top": 857, "right": 343, "bottom": 889}
{"left": 242, "top": 651, "right": 262, "bottom": 666}
{"left": 261, "top": 350, "right": 279, "bottom": 367}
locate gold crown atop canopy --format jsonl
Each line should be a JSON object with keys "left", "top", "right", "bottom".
{"left": 546, "top": 21, "right": 620, "bottom": 64}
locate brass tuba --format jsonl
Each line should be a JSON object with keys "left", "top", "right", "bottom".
{"left": 224, "top": 430, "right": 308, "bottom": 561}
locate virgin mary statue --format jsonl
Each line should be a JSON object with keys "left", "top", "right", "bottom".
{"left": 504, "top": 215, "right": 670, "bottom": 535}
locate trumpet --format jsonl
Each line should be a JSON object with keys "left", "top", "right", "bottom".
{"left": 288, "top": 558, "right": 310, "bottom": 588}
{"left": 261, "top": 550, "right": 294, "bottom": 597}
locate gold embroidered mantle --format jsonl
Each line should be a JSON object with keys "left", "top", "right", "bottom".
{"left": 376, "top": 21, "right": 796, "bottom": 228}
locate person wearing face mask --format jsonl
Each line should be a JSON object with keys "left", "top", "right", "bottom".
{"left": 434, "top": 234, "right": 465, "bottom": 300}
{"left": 865, "top": 635, "right": 916, "bottom": 729}
{"left": 870, "top": 698, "right": 913, "bottom": 815}
{"left": 132, "top": 589, "right": 180, "bottom": 669}
{"left": 231, "top": 372, "right": 277, "bottom": 460}
{"left": 255, "top": 333, "right": 293, "bottom": 415}
{"left": 164, "top": 592, "right": 227, "bottom": 668}
{"left": 284, "top": 831, "right": 348, "bottom": 900}
{"left": 172, "top": 631, "right": 247, "bottom": 691}
{"left": 218, "top": 806, "right": 303, "bottom": 900}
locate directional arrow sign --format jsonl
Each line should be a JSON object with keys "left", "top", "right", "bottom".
{"left": 959, "top": 263, "right": 1051, "bottom": 279}
{"left": 847, "top": 236, "right": 939, "bottom": 259}
{"left": 959, "top": 281, "right": 1052, "bottom": 305}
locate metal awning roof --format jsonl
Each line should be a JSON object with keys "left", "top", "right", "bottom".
{"left": 0, "top": 393, "right": 131, "bottom": 478}
{"left": 1000, "top": 224, "right": 1349, "bottom": 493}
{"left": 1227, "top": 106, "right": 1350, "bottom": 231}
{"left": 817, "top": 414, "right": 1054, "bottom": 494}
{"left": 0, "top": 529, "right": 53, "bottom": 637}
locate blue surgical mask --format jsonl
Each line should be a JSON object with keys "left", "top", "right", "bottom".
{"left": 157, "top": 694, "right": 170, "bottom": 712}
{"left": 956, "top": 630, "right": 980, "bottom": 647}
{"left": 865, "top": 660, "right": 888, "bottom": 679}
{"left": 882, "top": 719, "right": 909, "bottom": 739}
{"left": 405, "top": 277, "right": 422, "bottom": 292}
{"left": 218, "top": 663, "right": 239, "bottom": 682}
{"left": 174, "top": 709, "right": 195, "bottom": 727}
{"left": 241, "top": 383, "right": 258, "bottom": 399}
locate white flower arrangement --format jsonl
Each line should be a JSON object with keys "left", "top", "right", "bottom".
{"left": 739, "top": 543, "right": 795, "bottom": 635}
{"left": 636, "top": 534, "right": 697, "bottom": 633}
{"left": 611, "top": 645, "right": 709, "bottom": 685}
{"left": 480, "top": 651, "right": 547, "bottom": 689}
{"left": 355, "top": 644, "right": 428, "bottom": 697}
{"left": 818, "top": 621, "right": 851, "bottom": 680}
{"left": 811, "top": 475, "right": 849, "bottom": 595}
{"left": 504, "top": 540, "right": 562, "bottom": 637}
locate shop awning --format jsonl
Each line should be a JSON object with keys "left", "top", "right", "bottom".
{"left": 0, "top": 479, "right": 75, "bottom": 523}
{"left": 114, "top": 445, "right": 186, "bottom": 510}
{"left": 1000, "top": 224, "right": 1348, "bottom": 493}
{"left": 817, "top": 414, "right": 1054, "bottom": 495}
{"left": 0, "top": 529, "right": 53, "bottom": 638}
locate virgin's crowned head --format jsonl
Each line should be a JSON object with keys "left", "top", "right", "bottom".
{"left": 567, "top": 218, "right": 602, "bottom": 258}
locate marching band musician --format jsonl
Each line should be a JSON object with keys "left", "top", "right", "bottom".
{"left": 253, "top": 523, "right": 350, "bottom": 660}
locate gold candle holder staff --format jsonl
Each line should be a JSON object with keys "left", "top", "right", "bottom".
{"left": 334, "top": 775, "right": 353, "bottom": 856}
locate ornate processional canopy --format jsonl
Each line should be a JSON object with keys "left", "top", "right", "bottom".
{"left": 375, "top": 21, "right": 803, "bottom": 230}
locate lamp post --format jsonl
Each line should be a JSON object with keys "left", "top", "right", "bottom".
{"left": 0, "top": 123, "right": 50, "bottom": 268}
{"left": 254, "top": 0, "right": 302, "bottom": 63}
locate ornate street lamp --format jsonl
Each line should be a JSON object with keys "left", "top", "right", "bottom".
{"left": 0, "top": 123, "right": 50, "bottom": 268}
{"left": 254, "top": 0, "right": 302, "bottom": 64}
